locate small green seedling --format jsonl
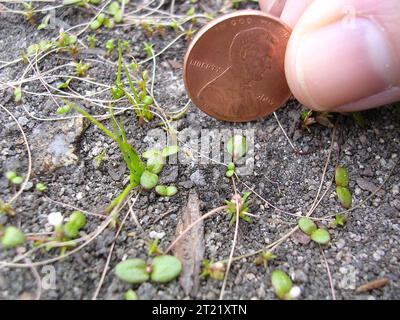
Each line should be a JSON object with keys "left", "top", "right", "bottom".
{"left": 5, "top": 171, "right": 23, "bottom": 185}
{"left": 148, "top": 238, "right": 163, "bottom": 256}
{"left": 125, "top": 289, "right": 139, "bottom": 300}
{"left": 74, "top": 61, "right": 91, "bottom": 77}
{"left": 142, "top": 22, "right": 155, "bottom": 37}
{"left": 140, "top": 146, "right": 180, "bottom": 189}
{"left": 336, "top": 186, "right": 352, "bottom": 209}
{"left": 300, "top": 109, "right": 316, "bottom": 132}
{"left": 140, "top": 170, "right": 159, "bottom": 190}
{"left": 23, "top": 2, "right": 36, "bottom": 24}
{"left": 271, "top": 270, "right": 293, "bottom": 299}
{"left": 143, "top": 42, "right": 154, "bottom": 58}
{"left": 255, "top": 251, "right": 277, "bottom": 268}
{"left": 226, "top": 162, "right": 235, "bottom": 178}
{"left": 310, "top": 228, "right": 330, "bottom": 245}
{"left": 36, "top": 183, "right": 47, "bottom": 192}
{"left": 90, "top": 13, "right": 105, "bottom": 30}
{"left": 56, "top": 104, "right": 72, "bottom": 115}
{"left": 1, "top": 226, "right": 25, "bottom": 249}
{"left": 225, "top": 192, "right": 252, "bottom": 225}
{"left": 334, "top": 165, "right": 352, "bottom": 208}
{"left": 87, "top": 34, "right": 98, "bottom": 48}
{"left": 169, "top": 20, "right": 180, "bottom": 32}
{"left": 335, "top": 166, "right": 349, "bottom": 187}
{"left": 115, "top": 255, "right": 182, "bottom": 284}
{"left": 334, "top": 214, "right": 348, "bottom": 228}
{"left": 106, "top": 39, "right": 115, "bottom": 55}
{"left": 186, "top": 7, "right": 197, "bottom": 24}
{"left": 227, "top": 135, "right": 248, "bottom": 162}
{"left": 201, "top": 260, "right": 225, "bottom": 281}
{"left": 58, "top": 31, "right": 77, "bottom": 48}
{"left": 63, "top": 211, "right": 87, "bottom": 239}
{"left": 298, "top": 217, "right": 317, "bottom": 235}
{"left": 108, "top": 1, "right": 124, "bottom": 23}
{"left": 298, "top": 217, "right": 331, "bottom": 245}
{"left": 38, "top": 14, "right": 51, "bottom": 30}
{"left": 58, "top": 78, "right": 73, "bottom": 89}
{"left": 0, "top": 201, "right": 15, "bottom": 216}
{"left": 155, "top": 185, "right": 178, "bottom": 197}
{"left": 14, "top": 86, "right": 22, "bottom": 102}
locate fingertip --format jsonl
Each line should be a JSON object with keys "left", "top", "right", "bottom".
{"left": 285, "top": 0, "right": 400, "bottom": 112}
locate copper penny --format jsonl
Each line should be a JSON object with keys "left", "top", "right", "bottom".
{"left": 183, "top": 10, "right": 292, "bottom": 122}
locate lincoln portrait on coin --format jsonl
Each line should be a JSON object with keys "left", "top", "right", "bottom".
{"left": 198, "top": 27, "right": 275, "bottom": 119}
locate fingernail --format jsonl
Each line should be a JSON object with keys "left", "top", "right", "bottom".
{"left": 294, "top": 18, "right": 397, "bottom": 109}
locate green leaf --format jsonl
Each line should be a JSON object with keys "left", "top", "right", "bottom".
{"left": 225, "top": 170, "right": 234, "bottom": 178}
{"left": 36, "top": 183, "right": 47, "bottom": 192}
{"left": 335, "top": 214, "right": 347, "bottom": 227}
{"left": 336, "top": 186, "right": 352, "bottom": 209}
{"left": 298, "top": 217, "right": 317, "bottom": 236}
{"left": 63, "top": 221, "right": 80, "bottom": 239}
{"left": 155, "top": 185, "right": 168, "bottom": 196}
{"left": 14, "top": 86, "right": 22, "bottom": 102}
{"left": 310, "top": 228, "right": 330, "bottom": 245}
{"left": 271, "top": 270, "right": 293, "bottom": 299}
{"left": 115, "top": 259, "right": 149, "bottom": 284}
{"left": 104, "top": 18, "right": 115, "bottom": 29}
{"left": 148, "top": 239, "right": 160, "bottom": 256}
{"left": 142, "top": 149, "right": 161, "bottom": 159}
{"left": 142, "top": 95, "right": 154, "bottom": 106}
{"left": 63, "top": 0, "right": 82, "bottom": 5}
{"left": 146, "top": 155, "right": 164, "bottom": 174}
{"left": 58, "top": 78, "right": 73, "bottom": 89}
{"left": 166, "top": 186, "right": 178, "bottom": 197}
{"left": 113, "top": 9, "right": 123, "bottom": 23}
{"left": 150, "top": 255, "right": 182, "bottom": 283}
{"left": 38, "top": 14, "right": 51, "bottom": 30}
{"left": 111, "top": 85, "right": 124, "bottom": 100}
{"left": 227, "top": 162, "right": 235, "bottom": 171}
{"left": 161, "top": 145, "right": 179, "bottom": 158}
{"left": 1, "top": 226, "right": 25, "bottom": 248}
{"left": 227, "top": 135, "right": 248, "bottom": 161}
{"left": 69, "top": 211, "right": 86, "bottom": 229}
{"left": 11, "top": 176, "right": 23, "bottom": 185}
{"left": 96, "top": 13, "right": 106, "bottom": 24}
{"left": 140, "top": 170, "right": 158, "bottom": 189}
{"left": 335, "top": 166, "right": 349, "bottom": 187}
{"left": 90, "top": 20, "right": 102, "bottom": 31}
{"left": 156, "top": 185, "right": 177, "bottom": 197}
{"left": 125, "top": 289, "right": 139, "bottom": 300}
{"left": 56, "top": 104, "right": 72, "bottom": 115}
{"left": 5, "top": 171, "right": 17, "bottom": 180}
{"left": 108, "top": 1, "right": 120, "bottom": 15}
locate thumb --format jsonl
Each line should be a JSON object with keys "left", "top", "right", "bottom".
{"left": 284, "top": 0, "right": 400, "bottom": 112}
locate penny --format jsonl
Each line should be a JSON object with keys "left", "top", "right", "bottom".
{"left": 183, "top": 10, "right": 292, "bottom": 122}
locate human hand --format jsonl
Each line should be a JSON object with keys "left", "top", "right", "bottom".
{"left": 259, "top": 0, "right": 400, "bottom": 112}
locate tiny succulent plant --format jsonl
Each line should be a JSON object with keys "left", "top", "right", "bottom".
{"left": 225, "top": 192, "right": 252, "bottom": 225}
{"left": 115, "top": 255, "right": 182, "bottom": 284}
{"left": 335, "top": 166, "right": 352, "bottom": 209}
{"left": 298, "top": 217, "right": 330, "bottom": 245}
{"left": 1, "top": 226, "right": 25, "bottom": 249}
